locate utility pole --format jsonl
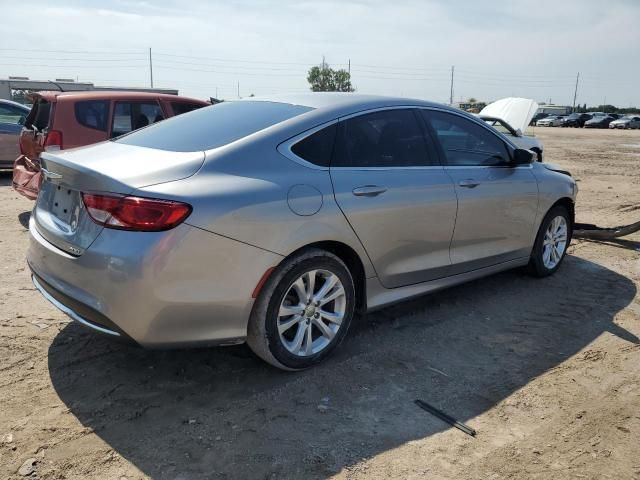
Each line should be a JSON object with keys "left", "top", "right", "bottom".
{"left": 449, "top": 65, "right": 455, "bottom": 106}
{"left": 237, "top": 81, "right": 240, "bottom": 99}
{"left": 348, "top": 58, "right": 350, "bottom": 75}
{"left": 148, "top": 47, "right": 154, "bottom": 88}
{"left": 572, "top": 72, "right": 579, "bottom": 112}
{"left": 322, "top": 55, "right": 326, "bottom": 69}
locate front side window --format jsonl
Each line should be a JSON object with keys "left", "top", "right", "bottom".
{"left": 332, "top": 109, "right": 432, "bottom": 167}
{"left": 423, "top": 110, "right": 510, "bottom": 166}
{"left": 75, "top": 100, "right": 109, "bottom": 131}
{"left": 111, "top": 102, "right": 164, "bottom": 138}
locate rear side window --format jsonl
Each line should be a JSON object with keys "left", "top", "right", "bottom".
{"left": 332, "top": 109, "right": 433, "bottom": 167}
{"left": 171, "top": 102, "right": 205, "bottom": 116}
{"left": 422, "top": 110, "right": 510, "bottom": 166}
{"left": 116, "top": 101, "right": 313, "bottom": 152}
{"left": 111, "top": 102, "right": 165, "bottom": 138}
{"left": 75, "top": 100, "right": 109, "bottom": 131}
{"left": 290, "top": 123, "right": 337, "bottom": 167}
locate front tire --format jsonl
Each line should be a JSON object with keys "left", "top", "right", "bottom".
{"left": 246, "top": 249, "right": 356, "bottom": 370}
{"left": 528, "top": 206, "right": 572, "bottom": 277}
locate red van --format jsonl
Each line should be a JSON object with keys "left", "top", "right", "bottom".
{"left": 13, "top": 91, "right": 209, "bottom": 199}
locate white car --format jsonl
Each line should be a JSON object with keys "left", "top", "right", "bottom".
{"left": 479, "top": 98, "right": 544, "bottom": 161}
{"left": 536, "top": 115, "right": 564, "bottom": 127}
{"left": 609, "top": 115, "right": 640, "bottom": 129}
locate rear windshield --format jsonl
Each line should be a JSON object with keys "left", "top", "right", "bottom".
{"left": 116, "top": 101, "right": 313, "bottom": 152}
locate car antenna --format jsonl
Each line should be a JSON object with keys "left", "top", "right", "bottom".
{"left": 48, "top": 80, "right": 64, "bottom": 92}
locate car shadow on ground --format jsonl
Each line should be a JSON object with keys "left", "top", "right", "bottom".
{"left": 0, "top": 171, "right": 12, "bottom": 187}
{"left": 48, "top": 255, "right": 637, "bottom": 479}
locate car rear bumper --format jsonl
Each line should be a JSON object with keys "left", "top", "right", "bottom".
{"left": 27, "top": 217, "right": 283, "bottom": 347}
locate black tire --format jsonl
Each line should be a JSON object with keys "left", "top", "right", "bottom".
{"left": 246, "top": 248, "right": 356, "bottom": 370}
{"left": 527, "top": 205, "right": 572, "bottom": 277}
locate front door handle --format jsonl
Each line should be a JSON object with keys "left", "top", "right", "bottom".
{"left": 352, "top": 185, "right": 387, "bottom": 197}
{"left": 458, "top": 179, "right": 480, "bottom": 188}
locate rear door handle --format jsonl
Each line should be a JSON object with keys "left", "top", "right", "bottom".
{"left": 352, "top": 185, "right": 387, "bottom": 197}
{"left": 458, "top": 179, "right": 480, "bottom": 188}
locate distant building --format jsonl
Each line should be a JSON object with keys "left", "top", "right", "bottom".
{"left": 536, "top": 104, "right": 571, "bottom": 115}
{"left": 0, "top": 77, "right": 178, "bottom": 102}
{"left": 453, "top": 100, "right": 487, "bottom": 112}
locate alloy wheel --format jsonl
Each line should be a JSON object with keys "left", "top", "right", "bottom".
{"left": 277, "top": 269, "right": 346, "bottom": 357}
{"left": 542, "top": 215, "right": 568, "bottom": 269}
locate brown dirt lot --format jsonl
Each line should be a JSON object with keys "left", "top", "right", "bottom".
{"left": 1, "top": 127, "right": 639, "bottom": 480}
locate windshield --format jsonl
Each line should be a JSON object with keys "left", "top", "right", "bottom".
{"left": 484, "top": 119, "right": 511, "bottom": 134}
{"left": 116, "top": 101, "right": 313, "bottom": 152}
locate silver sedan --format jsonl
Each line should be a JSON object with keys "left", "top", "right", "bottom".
{"left": 27, "top": 94, "right": 576, "bottom": 370}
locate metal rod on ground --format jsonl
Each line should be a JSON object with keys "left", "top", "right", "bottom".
{"left": 573, "top": 220, "right": 640, "bottom": 240}
{"left": 414, "top": 399, "right": 476, "bottom": 437}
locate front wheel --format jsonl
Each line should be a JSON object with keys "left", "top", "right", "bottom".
{"left": 528, "top": 206, "right": 572, "bottom": 277}
{"left": 247, "top": 249, "right": 356, "bottom": 370}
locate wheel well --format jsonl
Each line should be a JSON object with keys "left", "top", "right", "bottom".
{"left": 291, "top": 241, "right": 367, "bottom": 313}
{"left": 551, "top": 197, "right": 575, "bottom": 231}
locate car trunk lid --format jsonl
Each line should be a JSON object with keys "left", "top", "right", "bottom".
{"left": 33, "top": 141, "right": 205, "bottom": 256}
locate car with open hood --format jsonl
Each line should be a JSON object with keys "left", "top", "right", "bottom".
{"left": 478, "top": 97, "right": 544, "bottom": 161}
{"left": 12, "top": 91, "right": 209, "bottom": 200}
{"left": 609, "top": 115, "right": 640, "bottom": 129}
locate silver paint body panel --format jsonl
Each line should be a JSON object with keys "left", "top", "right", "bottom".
{"left": 27, "top": 93, "right": 577, "bottom": 346}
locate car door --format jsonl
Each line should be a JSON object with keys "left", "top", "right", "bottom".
{"left": 330, "top": 108, "right": 458, "bottom": 288}
{"left": 0, "top": 103, "right": 27, "bottom": 162}
{"left": 421, "top": 109, "right": 538, "bottom": 274}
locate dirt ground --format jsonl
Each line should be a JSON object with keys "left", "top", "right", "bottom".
{"left": 1, "top": 127, "right": 639, "bottom": 480}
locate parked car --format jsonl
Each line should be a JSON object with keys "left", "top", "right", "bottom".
{"left": 478, "top": 97, "right": 544, "bottom": 161}
{"left": 609, "top": 115, "right": 640, "bottom": 129}
{"left": 562, "top": 113, "right": 592, "bottom": 128}
{"left": 27, "top": 94, "right": 576, "bottom": 370}
{"left": 0, "top": 99, "right": 31, "bottom": 169}
{"left": 536, "top": 115, "right": 564, "bottom": 127}
{"left": 12, "top": 91, "right": 209, "bottom": 199}
{"left": 584, "top": 115, "right": 616, "bottom": 128}
{"left": 530, "top": 112, "right": 549, "bottom": 126}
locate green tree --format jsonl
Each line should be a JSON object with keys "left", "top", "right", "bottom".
{"left": 307, "top": 64, "right": 355, "bottom": 92}
{"left": 468, "top": 97, "right": 477, "bottom": 104}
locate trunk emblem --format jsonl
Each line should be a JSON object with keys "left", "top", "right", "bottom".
{"left": 41, "top": 168, "right": 62, "bottom": 181}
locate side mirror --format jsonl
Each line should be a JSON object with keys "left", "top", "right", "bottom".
{"left": 515, "top": 128, "right": 523, "bottom": 137}
{"left": 18, "top": 115, "right": 26, "bottom": 126}
{"left": 512, "top": 148, "right": 534, "bottom": 165}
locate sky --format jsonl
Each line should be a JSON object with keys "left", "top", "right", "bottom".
{"left": 0, "top": 0, "right": 639, "bottom": 106}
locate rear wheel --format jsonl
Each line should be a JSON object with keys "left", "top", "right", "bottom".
{"left": 528, "top": 206, "right": 571, "bottom": 277}
{"left": 247, "top": 249, "right": 355, "bottom": 370}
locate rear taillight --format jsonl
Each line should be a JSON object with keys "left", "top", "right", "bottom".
{"left": 44, "top": 130, "right": 63, "bottom": 150}
{"left": 81, "top": 193, "right": 192, "bottom": 232}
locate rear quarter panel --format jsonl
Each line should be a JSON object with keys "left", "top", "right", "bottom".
{"left": 135, "top": 138, "right": 377, "bottom": 279}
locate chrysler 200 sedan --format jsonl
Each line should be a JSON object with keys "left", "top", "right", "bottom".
{"left": 27, "top": 94, "right": 576, "bottom": 370}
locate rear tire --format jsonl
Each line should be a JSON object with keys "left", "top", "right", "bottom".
{"left": 246, "top": 249, "right": 356, "bottom": 370}
{"left": 527, "top": 206, "right": 572, "bottom": 277}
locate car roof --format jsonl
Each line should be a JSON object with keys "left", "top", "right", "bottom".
{"left": 245, "top": 92, "right": 443, "bottom": 111}
{"left": 31, "top": 90, "right": 207, "bottom": 104}
{"left": 0, "top": 98, "right": 31, "bottom": 110}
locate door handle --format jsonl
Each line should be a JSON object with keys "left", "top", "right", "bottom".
{"left": 458, "top": 179, "right": 480, "bottom": 188}
{"left": 352, "top": 185, "right": 387, "bottom": 197}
